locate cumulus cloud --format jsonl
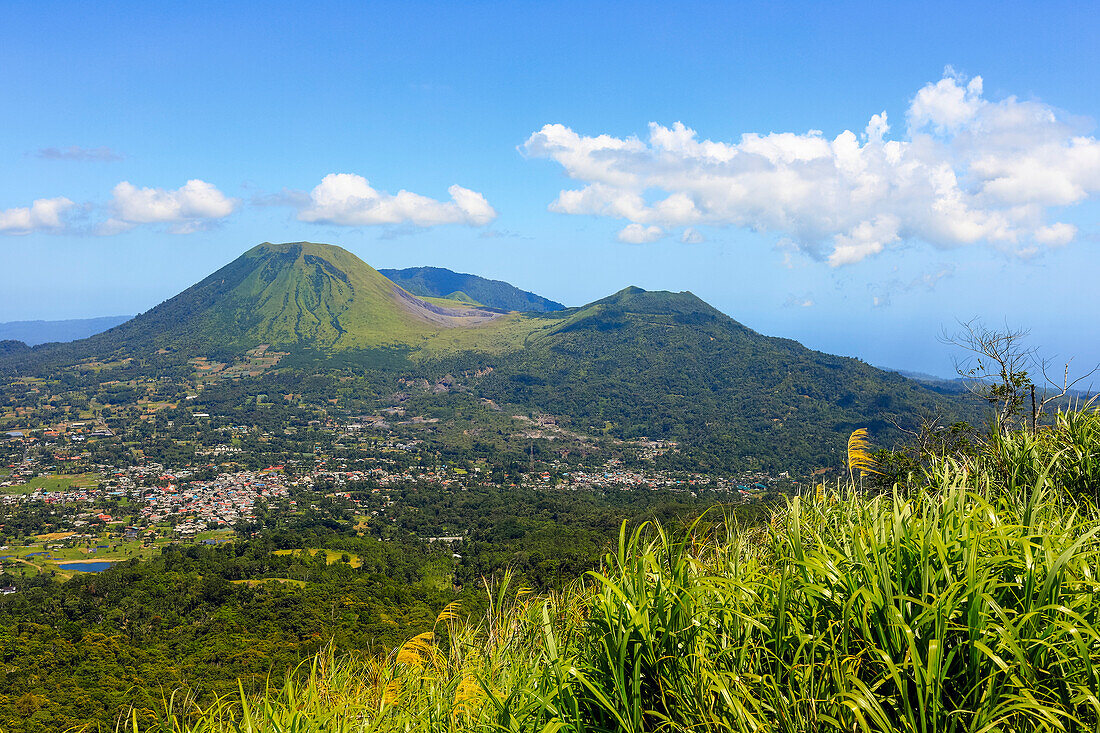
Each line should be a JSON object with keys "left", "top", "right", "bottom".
{"left": 907, "top": 70, "right": 984, "bottom": 132}
{"left": 105, "top": 179, "right": 238, "bottom": 233}
{"left": 523, "top": 69, "right": 1100, "bottom": 264}
{"left": 1033, "top": 222, "right": 1077, "bottom": 247}
{"left": 35, "top": 145, "right": 122, "bottom": 162}
{"left": 828, "top": 215, "right": 899, "bottom": 266}
{"left": 617, "top": 223, "right": 664, "bottom": 244}
{"left": 297, "top": 173, "right": 496, "bottom": 227}
{"left": 0, "top": 197, "right": 76, "bottom": 235}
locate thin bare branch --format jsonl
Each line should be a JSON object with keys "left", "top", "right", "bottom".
{"left": 940, "top": 318, "right": 1096, "bottom": 433}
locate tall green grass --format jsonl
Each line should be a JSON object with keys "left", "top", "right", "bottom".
{"left": 109, "top": 407, "right": 1100, "bottom": 733}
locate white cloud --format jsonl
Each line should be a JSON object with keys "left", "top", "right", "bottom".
{"left": 523, "top": 70, "right": 1100, "bottom": 265}
{"left": 680, "top": 227, "right": 704, "bottom": 244}
{"left": 617, "top": 223, "right": 664, "bottom": 244}
{"left": 865, "top": 112, "right": 889, "bottom": 142}
{"left": 907, "top": 70, "right": 984, "bottom": 132}
{"left": 828, "top": 215, "right": 899, "bottom": 266}
{"left": 297, "top": 173, "right": 496, "bottom": 227}
{"left": 1034, "top": 222, "right": 1077, "bottom": 246}
{"left": 106, "top": 179, "right": 237, "bottom": 233}
{"left": 0, "top": 197, "right": 75, "bottom": 234}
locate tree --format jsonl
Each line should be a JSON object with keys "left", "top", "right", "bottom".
{"left": 942, "top": 319, "right": 1097, "bottom": 433}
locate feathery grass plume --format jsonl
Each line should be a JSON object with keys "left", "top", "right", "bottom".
{"left": 452, "top": 674, "right": 482, "bottom": 717}
{"left": 846, "top": 427, "right": 880, "bottom": 484}
{"left": 381, "top": 678, "right": 402, "bottom": 708}
{"left": 436, "top": 600, "right": 462, "bottom": 625}
{"left": 395, "top": 631, "right": 436, "bottom": 668}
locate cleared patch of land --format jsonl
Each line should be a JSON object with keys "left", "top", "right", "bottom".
{"left": 231, "top": 578, "right": 307, "bottom": 587}
{"left": 0, "top": 473, "right": 101, "bottom": 495}
{"left": 391, "top": 286, "right": 503, "bottom": 327}
{"left": 273, "top": 548, "right": 364, "bottom": 568}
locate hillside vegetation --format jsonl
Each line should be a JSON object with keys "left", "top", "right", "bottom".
{"left": 114, "top": 404, "right": 1100, "bottom": 732}
{"left": 71, "top": 242, "right": 523, "bottom": 352}
{"left": 0, "top": 241, "right": 975, "bottom": 472}
{"left": 464, "top": 286, "right": 966, "bottom": 471}
{"left": 0, "top": 482, "right": 733, "bottom": 733}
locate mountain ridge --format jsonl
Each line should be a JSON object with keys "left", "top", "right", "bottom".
{"left": 0, "top": 241, "right": 977, "bottom": 471}
{"left": 379, "top": 265, "right": 564, "bottom": 312}
{"left": 0, "top": 315, "right": 132, "bottom": 345}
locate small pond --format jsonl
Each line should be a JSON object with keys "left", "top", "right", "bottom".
{"left": 59, "top": 562, "right": 115, "bottom": 573}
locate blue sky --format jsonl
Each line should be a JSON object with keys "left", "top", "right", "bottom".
{"left": 2, "top": 1, "right": 1098, "bottom": 379}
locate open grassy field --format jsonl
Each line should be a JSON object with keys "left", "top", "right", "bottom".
{"left": 0, "top": 472, "right": 101, "bottom": 495}
{"left": 273, "top": 548, "right": 364, "bottom": 568}
{"left": 352, "top": 515, "right": 369, "bottom": 534}
{"left": 34, "top": 531, "right": 77, "bottom": 541}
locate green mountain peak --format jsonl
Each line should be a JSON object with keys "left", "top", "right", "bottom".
{"left": 581, "top": 285, "right": 727, "bottom": 321}
{"left": 84, "top": 242, "right": 515, "bottom": 353}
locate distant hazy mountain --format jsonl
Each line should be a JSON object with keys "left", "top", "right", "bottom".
{"left": 0, "top": 315, "right": 130, "bottom": 346}
{"left": 885, "top": 367, "right": 1097, "bottom": 401}
{"left": 379, "top": 266, "right": 564, "bottom": 312}
{"left": 888, "top": 368, "right": 954, "bottom": 383}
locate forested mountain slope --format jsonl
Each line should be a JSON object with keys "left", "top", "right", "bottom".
{"left": 379, "top": 265, "right": 564, "bottom": 312}
{"left": 440, "top": 286, "right": 971, "bottom": 470}
{"left": 0, "top": 242, "right": 976, "bottom": 471}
